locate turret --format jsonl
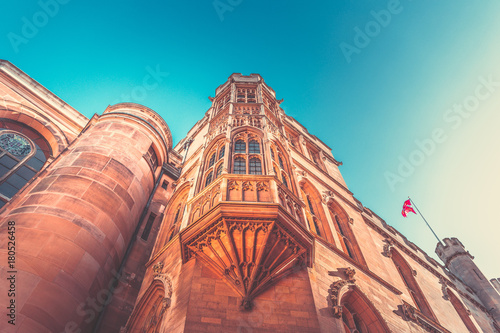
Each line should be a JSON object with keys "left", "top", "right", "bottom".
{"left": 436, "top": 238, "right": 500, "bottom": 323}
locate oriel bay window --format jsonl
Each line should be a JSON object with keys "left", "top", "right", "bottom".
{"left": 231, "top": 133, "right": 263, "bottom": 175}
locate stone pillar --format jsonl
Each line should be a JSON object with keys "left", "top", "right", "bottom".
{"left": 436, "top": 238, "right": 500, "bottom": 323}
{"left": 0, "top": 103, "right": 171, "bottom": 333}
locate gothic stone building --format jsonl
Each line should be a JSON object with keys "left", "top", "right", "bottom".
{"left": 0, "top": 60, "right": 499, "bottom": 333}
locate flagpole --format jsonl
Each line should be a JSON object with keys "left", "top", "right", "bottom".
{"left": 408, "top": 197, "right": 442, "bottom": 245}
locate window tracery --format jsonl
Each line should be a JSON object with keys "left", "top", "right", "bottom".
{"left": 202, "top": 140, "right": 226, "bottom": 188}
{"left": 300, "top": 182, "right": 334, "bottom": 244}
{"left": 230, "top": 132, "right": 263, "bottom": 175}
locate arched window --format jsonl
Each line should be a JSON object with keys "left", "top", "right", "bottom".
{"left": 235, "top": 140, "right": 246, "bottom": 153}
{"left": 218, "top": 145, "right": 225, "bottom": 159}
{"left": 391, "top": 250, "right": 436, "bottom": 321}
{"left": 328, "top": 201, "right": 364, "bottom": 264}
{"left": 447, "top": 289, "right": 479, "bottom": 333}
{"left": 249, "top": 157, "right": 262, "bottom": 175}
{"left": 278, "top": 155, "right": 284, "bottom": 169}
{"left": 215, "top": 163, "right": 223, "bottom": 178}
{"left": 127, "top": 280, "right": 169, "bottom": 333}
{"left": 205, "top": 172, "right": 213, "bottom": 187}
{"left": 0, "top": 127, "right": 49, "bottom": 208}
{"left": 340, "top": 287, "right": 390, "bottom": 333}
{"left": 248, "top": 140, "right": 260, "bottom": 154}
{"left": 208, "top": 153, "right": 216, "bottom": 168}
{"left": 282, "top": 173, "right": 288, "bottom": 189}
{"left": 234, "top": 157, "right": 246, "bottom": 174}
{"left": 300, "top": 182, "right": 334, "bottom": 243}
{"left": 271, "top": 144, "right": 292, "bottom": 192}
{"left": 202, "top": 140, "right": 226, "bottom": 189}
{"left": 231, "top": 133, "right": 263, "bottom": 175}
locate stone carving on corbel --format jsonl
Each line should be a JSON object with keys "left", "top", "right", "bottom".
{"left": 328, "top": 267, "right": 357, "bottom": 318}
{"left": 348, "top": 217, "right": 354, "bottom": 225}
{"left": 382, "top": 238, "right": 395, "bottom": 258}
{"left": 439, "top": 277, "right": 449, "bottom": 301}
{"left": 296, "top": 169, "right": 307, "bottom": 187}
{"left": 321, "top": 190, "right": 334, "bottom": 206}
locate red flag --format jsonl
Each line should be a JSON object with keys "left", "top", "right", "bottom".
{"left": 402, "top": 200, "right": 416, "bottom": 217}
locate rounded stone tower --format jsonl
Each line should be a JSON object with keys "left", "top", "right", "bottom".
{"left": 0, "top": 103, "right": 171, "bottom": 332}
{"left": 436, "top": 237, "right": 500, "bottom": 323}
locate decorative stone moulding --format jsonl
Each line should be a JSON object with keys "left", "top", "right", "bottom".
{"left": 328, "top": 267, "right": 357, "bottom": 318}
{"left": 180, "top": 203, "right": 313, "bottom": 310}
{"left": 399, "top": 301, "right": 451, "bottom": 333}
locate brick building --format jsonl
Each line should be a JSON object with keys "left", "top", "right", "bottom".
{"left": 0, "top": 60, "right": 499, "bottom": 332}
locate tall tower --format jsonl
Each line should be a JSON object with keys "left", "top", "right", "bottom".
{"left": 436, "top": 238, "right": 500, "bottom": 323}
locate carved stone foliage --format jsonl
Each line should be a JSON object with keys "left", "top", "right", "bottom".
{"left": 182, "top": 218, "right": 309, "bottom": 309}
{"left": 242, "top": 181, "right": 253, "bottom": 191}
{"left": 328, "top": 267, "right": 357, "bottom": 318}
{"left": 233, "top": 115, "right": 263, "bottom": 129}
{"left": 382, "top": 238, "right": 395, "bottom": 258}
{"left": 439, "top": 278, "right": 450, "bottom": 301}
{"left": 256, "top": 181, "right": 268, "bottom": 191}
{"left": 399, "top": 301, "right": 451, "bottom": 333}
{"left": 228, "top": 180, "right": 239, "bottom": 191}
{"left": 321, "top": 190, "right": 334, "bottom": 205}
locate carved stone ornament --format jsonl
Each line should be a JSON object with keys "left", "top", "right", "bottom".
{"left": 256, "top": 181, "right": 268, "bottom": 191}
{"left": 295, "top": 169, "right": 307, "bottom": 187}
{"left": 400, "top": 301, "right": 451, "bottom": 333}
{"left": 348, "top": 218, "right": 354, "bottom": 225}
{"left": 182, "top": 218, "right": 310, "bottom": 311}
{"left": 242, "top": 181, "right": 254, "bottom": 191}
{"left": 153, "top": 262, "right": 164, "bottom": 274}
{"left": 328, "top": 267, "right": 357, "bottom": 318}
{"left": 228, "top": 180, "right": 239, "bottom": 191}
{"left": 382, "top": 238, "right": 395, "bottom": 258}
{"left": 439, "top": 278, "right": 450, "bottom": 301}
{"left": 321, "top": 190, "right": 334, "bottom": 205}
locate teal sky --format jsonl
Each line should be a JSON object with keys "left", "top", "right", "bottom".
{"left": 2, "top": 0, "right": 500, "bottom": 279}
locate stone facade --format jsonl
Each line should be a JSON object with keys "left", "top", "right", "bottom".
{"left": 0, "top": 61, "right": 499, "bottom": 332}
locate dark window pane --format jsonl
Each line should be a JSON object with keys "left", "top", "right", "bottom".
{"left": 249, "top": 140, "right": 260, "bottom": 154}
{"left": 0, "top": 200, "right": 5, "bottom": 209}
{"left": 270, "top": 149, "right": 275, "bottom": 161}
{"left": 282, "top": 174, "right": 288, "bottom": 188}
{"left": 26, "top": 156, "right": 45, "bottom": 170}
{"left": 208, "top": 153, "right": 216, "bottom": 168}
{"left": 0, "top": 155, "right": 18, "bottom": 168}
{"left": 234, "top": 157, "right": 246, "bottom": 174}
{"left": 235, "top": 140, "right": 246, "bottom": 153}
{"left": 249, "top": 158, "right": 262, "bottom": 175}
{"left": 17, "top": 166, "right": 36, "bottom": 181}
{"left": 0, "top": 182, "right": 18, "bottom": 198}
{"left": 218, "top": 146, "right": 225, "bottom": 159}
{"left": 0, "top": 164, "right": 9, "bottom": 177}
{"left": 278, "top": 155, "right": 285, "bottom": 169}
{"left": 141, "top": 213, "right": 157, "bottom": 241}
{"left": 6, "top": 172, "right": 29, "bottom": 190}
{"left": 205, "top": 172, "right": 213, "bottom": 187}
{"left": 216, "top": 163, "right": 223, "bottom": 177}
